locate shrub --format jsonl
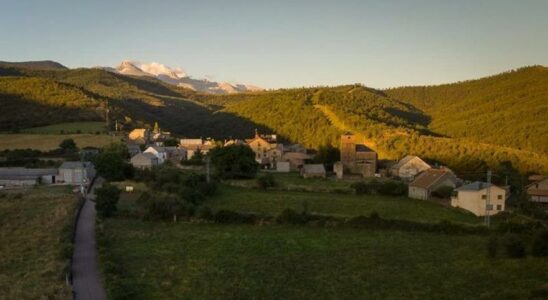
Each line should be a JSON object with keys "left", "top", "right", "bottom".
{"left": 531, "top": 230, "right": 548, "bottom": 257}
{"left": 276, "top": 208, "right": 308, "bottom": 225}
{"left": 351, "top": 181, "right": 369, "bottom": 195}
{"left": 487, "top": 236, "right": 498, "bottom": 258}
{"left": 257, "top": 173, "right": 276, "bottom": 190}
{"left": 502, "top": 234, "right": 526, "bottom": 258}
{"left": 95, "top": 184, "right": 121, "bottom": 218}
{"left": 377, "top": 181, "right": 408, "bottom": 196}
{"left": 196, "top": 206, "right": 213, "bottom": 220}
{"left": 213, "top": 209, "right": 256, "bottom": 224}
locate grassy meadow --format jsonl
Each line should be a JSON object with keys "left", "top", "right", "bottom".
{"left": 99, "top": 219, "right": 548, "bottom": 300}
{"left": 0, "top": 133, "right": 121, "bottom": 151}
{"left": 207, "top": 186, "right": 482, "bottom": 224}
{"left": 20, "top": 122, "right": 106, "bottom": 134}
{"left": 0, "top": 186, "right": 76, "bottom": 299}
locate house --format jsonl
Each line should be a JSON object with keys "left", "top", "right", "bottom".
{"left": 128, "top": 128, "right": 150, "bottom": 145}
{"left": 180, "top": 138, "right": 216, "bottom": 160}
{"left": 58, "top": 161, "right": 96, "bottom": 185}
{"left": 224, "top": 139, "right": 245, "bottom": 147}
{"left": 301, "top": 164, "right": 326, "bottom": 179}
{"left": 451, "top": 182, "right": 506, "bottom": 216}
{"left": 0, "top": 168, "right": 58, "bottom": 186}
{"left": 144, "top": 146, "right": 168, "bottom": 164}
{"left": 130, "top": 153, "right": 159, "bottom": 169}
{"left": 127, "top": 144, "right": 141, "bottom": 157}
{"left": 275, "top": 161, "right": 291, "bottom": 172}
{"left": 526, "top": 178, "right": 548, "bottom": 204}
{"left": 164, "top": 146, "right": 186, "bottom": 162}
{"left": 339, "top": 133, "right": 377, "bottom": 177}
{"left": 408, "top": 168, "right": 458, "bottom": 200}
{"left": 389, "top": 155, "right": 431, "bottom": 180}
{"left": 246, "top": 131, "right": 282, "bottom": 167}
{"left": 280, "top": 151, "right": 313, "bottom": 171}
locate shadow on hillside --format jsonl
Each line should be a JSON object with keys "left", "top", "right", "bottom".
{"left": 0, "top": 93, "right": 102, "bottom": 131}
{"left": 112, "top": 95, "right": 273, "bottom": 139}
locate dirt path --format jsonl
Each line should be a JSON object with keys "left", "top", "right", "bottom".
{"left": 71, "top": 177, "right": 107, "bottom": 300}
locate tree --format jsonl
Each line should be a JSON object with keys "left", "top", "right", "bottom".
{"left": 93, "top": 151, "right": 131, "bottom": 181}
{"left": 209, "top": 145, "right": 258, "bottom": 179}
{"left": 164, "top": 138, "right": 179, "bottom": 147}
{"left": 59, "top": 138, "right": 77, "bottom": 153}
{"left": 95, "top": 184, "right": 120, "bottom": 218}
{"left": 313, "top": 143, "right": 340, "bottom": 170}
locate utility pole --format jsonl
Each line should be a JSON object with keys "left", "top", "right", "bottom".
{"left": 206, "top": 156, "right": 211, "bottom": 183}
{"left": 485, "top": 170, "right": 492, "bottom": 227}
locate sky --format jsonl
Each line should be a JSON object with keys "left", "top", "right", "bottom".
{"left": 0, "top": 0, "right": 547, "bottom": 89}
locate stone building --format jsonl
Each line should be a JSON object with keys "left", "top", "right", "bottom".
{"left": 339, "top": 133, "right": 377, "bottom": 177}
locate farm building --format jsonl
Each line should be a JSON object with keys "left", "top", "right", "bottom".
{"left": 0, "top": 168, "right": 58, "bottom": 187}
{"left": 408, "top": 168, "right": 458, "bottom": 200}
{"left": 389, "top": 155, "right": 431, "bottom": 180}
{"left": 301, "top": 164, "right": 326, "bottom": 179}
{"left": 131, "top": 153, "right": 159, "bottom": 170}
{"left": 281, "top": 151, "right": 313, "bottom": 171}
{"left": 451, "top": 182, "right": 506, "bottom": 216}
{"left": 58, "top": 161, "right": 96, "bottom": 185}
{"left": 526, "top": 178, "right": 548, "bottom": 204}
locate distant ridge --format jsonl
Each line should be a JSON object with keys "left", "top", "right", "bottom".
{"left": 0, "top": 60, "right": 67, "bottom": 70}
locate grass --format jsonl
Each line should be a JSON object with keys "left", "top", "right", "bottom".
{"left": 0, "top": 133, "right": 121, "bottom": 151}
{"left": 225, "top": 172, "right": 358, "bottom": 193}
{"left": 207, "top": 186, "right": 482, "bottom": 224}
{"left": 20, "top": 122, "right": 107, "bottom": 134}
{"left": 0, "top": 186, "right": 76, "bottom": 299}
{"left": 99, "top": 219, "right": 548, "bottom": 300}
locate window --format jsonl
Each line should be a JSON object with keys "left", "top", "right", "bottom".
{"left": 486, "top": 204, "right": 493, "bottom": 211}
{"left": 497, "top": 195, "right": 502, "bottom": 200}
{"left": 481, "top": 194, "right": 487, "bottom": 200}
{"left": 496, "top": 204, "right": 502, "bottom": 211}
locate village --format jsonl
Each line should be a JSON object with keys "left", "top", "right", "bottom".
{"left": 1, "top": 123, "right": 546, "bottom": 218}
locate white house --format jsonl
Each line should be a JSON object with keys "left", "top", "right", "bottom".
{"left": 451, "top": 182, "right": 506, "bottom": 216}
{"left": 144, "top": 146, "right": 168, "bottom": 164}
{"left": 390, "top": 155, "right": 431, "bottom": 180}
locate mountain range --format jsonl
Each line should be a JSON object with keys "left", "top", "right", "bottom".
{"left": 0, "top": 60, "right": 546, "bottom": 174}
{"left": 100, "top": 60, "right": 262, "bottom": 95}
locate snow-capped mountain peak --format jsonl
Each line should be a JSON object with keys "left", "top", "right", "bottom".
{"left": 106, "top": 60, "right": 262, "bottom": 95}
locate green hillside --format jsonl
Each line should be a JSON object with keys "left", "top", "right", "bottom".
{"left": 0, "top": 62, "right": 546, "bottom": 174}
{"left": 385, "top": 66, "right": 548, "bottom": 154}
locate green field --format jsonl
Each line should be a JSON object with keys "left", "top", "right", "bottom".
{"left": 206, "top": 186, "right": 481, "bottom": 224}
{"left": 225, "top": 172, "right": 358, "bottom": 193}
{"left": 99, "top": 219, "right": 548, "bottom": 300}
{"left": 0, "top": 133, "right": 121, "bottom": 151}
{"left": 0, "top": 186, "right": 75, "bottom": 299}
{"left": 20, "top": 122, "right": 106, "bottom": 134}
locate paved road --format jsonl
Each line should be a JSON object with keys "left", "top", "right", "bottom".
{"left": 71, "top": 177, "right": 107, "bottom": 300}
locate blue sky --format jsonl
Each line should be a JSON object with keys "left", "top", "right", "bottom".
{"left": 0, "top": 0, "right": 547, "bottom": 89}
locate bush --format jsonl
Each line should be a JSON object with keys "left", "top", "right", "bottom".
{"left": 531, "top": 230, "right": 548, "bottom": 257}
{"left": 276, "top": 208, "right": 308, "bottom": 225}
{"left": 377, "top": 181, "right": 408, "bottom": 196}
{"left": 95, "top": 184, "right": 121, "bottom": 218}
{"left": 487, "top": 236, "right": 498, "bottom": 258}
{"left": 196, "top": 206, "right": 213, "bottom": 220}
{"left": 502, "top": 234, "right": 526, "bottom": 258}
{"left": 257, "top": 173, "right": 276, "bottom": 190}
{"left": 213, "top": 209, "right": 257, "bottom": 224}
{"left": 351, "top": 181, "right": 369, "bottom": 195}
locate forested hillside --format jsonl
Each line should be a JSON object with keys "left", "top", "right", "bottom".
{"left": 385, "top": 66, "right": 548, "bottom": 154}
{"left": 0, "top": 63, "right": 546, "bottom": 174}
